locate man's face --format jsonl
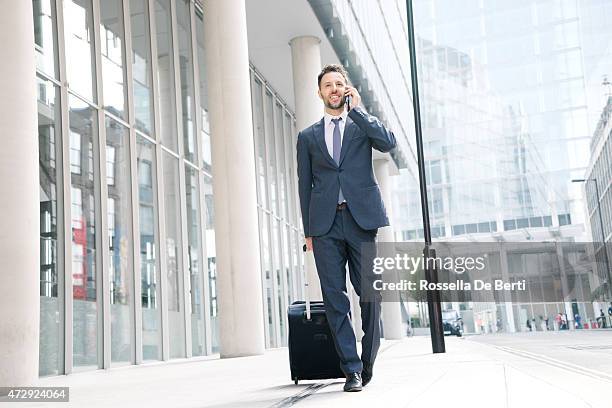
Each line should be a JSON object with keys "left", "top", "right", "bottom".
{"left": 318, "top": 72, "right": 346, "bottom": 110}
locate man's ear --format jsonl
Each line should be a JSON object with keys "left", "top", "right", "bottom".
{"left": 317, "top": 89, "right": 322, "bottom": 100}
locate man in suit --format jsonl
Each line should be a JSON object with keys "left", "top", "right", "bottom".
{"left": 297, "top": 64, "right": 396, "bottom": 392}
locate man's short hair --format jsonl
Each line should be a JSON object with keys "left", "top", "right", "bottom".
{"left": 317, "top": 64, "right": 349, "bottom": 88}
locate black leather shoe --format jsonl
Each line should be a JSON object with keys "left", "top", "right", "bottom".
{"left": 362, "top": 363, "right": 373, "bottom": 386}
{"left": 343, "top": 372, "right": 363, "bottom": 392}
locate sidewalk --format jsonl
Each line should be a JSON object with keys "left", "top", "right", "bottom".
{"left": 4, "top": 335, "right": 612, "bottom": 408}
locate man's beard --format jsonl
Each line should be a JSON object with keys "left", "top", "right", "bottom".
{"left": 325, "top": 96, "right": 344, "bottom": 110}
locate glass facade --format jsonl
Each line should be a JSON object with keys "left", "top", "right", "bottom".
{"left": 586, "top": 97, "right": 612, "bottom": 295}
{"left": 106, "top": 117, "right": 134, "bottom": 364}
{"left": 34, "top": 0, "right": 303, "bottom": 373}
{"left": 33, "top": 0, "right": 218, "bottom": 373}
{"left": 137, "top": 136, "right": 161, "bottom": 361}
{"left": 250, "top": 69, "right": 304, "bottom": 349}
{"left": 38, "top": 77, "right": 62, "bottom": 376}
{"left": 386, "top": 0, "right": 612, "bottom": 243}
{"left": 69, "top": 93, "right": 99, "bottom": 370}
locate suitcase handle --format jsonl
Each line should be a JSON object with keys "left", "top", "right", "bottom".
{"left": 302, "top": 244, "right": 311, "bottom": 320}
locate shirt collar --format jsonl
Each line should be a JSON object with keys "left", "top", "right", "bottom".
{"left": 324, "top": 110, "right": 348, "bottom": 127}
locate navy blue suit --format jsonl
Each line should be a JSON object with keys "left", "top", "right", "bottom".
{"left": 296, "top": 106, "right": 396, "bottom": 375}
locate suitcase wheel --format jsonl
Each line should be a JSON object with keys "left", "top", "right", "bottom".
{"left": 294, "top": 377, "right": 298, "bottom": 385}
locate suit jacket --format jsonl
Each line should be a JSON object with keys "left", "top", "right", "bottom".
{"left": 297, "top": 106, "right": 397, "bottom": 237}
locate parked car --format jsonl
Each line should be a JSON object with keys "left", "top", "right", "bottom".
{"left": 442, "top": 310, "right": 463, "bottom": 337}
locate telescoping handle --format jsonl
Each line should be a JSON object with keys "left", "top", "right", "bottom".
{"left": 302, "top": 244, "right": 311, "bottom": 320}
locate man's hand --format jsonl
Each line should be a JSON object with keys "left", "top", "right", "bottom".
{"left": 304, "top": 237, "right": 313, "bottom": 252}
{"left": 344, "top": 85, "right": 361, "bottom": 110}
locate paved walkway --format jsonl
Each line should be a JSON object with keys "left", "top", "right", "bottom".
{"left": 3, "top": 334, "right": 612, "bottom": 408}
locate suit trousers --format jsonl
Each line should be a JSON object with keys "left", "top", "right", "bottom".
{"left": 312, "top": 206, "right": 382, "bottom": 375}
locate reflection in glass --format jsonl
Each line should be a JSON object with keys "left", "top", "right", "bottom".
{"left": 100, "top": 0, "right": 127, "bottom": 119}
{"left": 162, "top": 152, "right": 185, "bottom": 358}
{"left": 69, "top": 94, "right": 99, "bottom": 368}
{"left": 259, "top": 210, "right": 275, "bottom": 347}
{"left": 130, "top": 0, "right": 154, "bottom": 135}
{"left": 400, "top": 0, "right": 610, "bottom": 243}
{"left": 195, "top": 12, "right": 211, "bottom": 170}
{"left": 63, "top": 0, "right": 96, "bottom": 101}
{"left": 265, "top": 92, "right": 277, "bottom": 213}
{"left": 33, "top": 0, "right": 58, "bottom": 78}
{"left": 251, "top": 78, "right": 266, "bottom": 207}
{"left": 275, "top": 104, "right": 288, "bottom": 220}
{"left": 271, "top": 218, "right": 286, "bottom": 346}
{"left": 105, "top": 117, "right": 133, "bottom": 364}
{"left": 38, "top": 77, "right": 62, "bottom": 376}
{"left": 155, "top": 0, "right": 178, "bottom": 151}
{"left": 137, "top": 136, "right": 161, "bottom": 360}
{"left": 203, "top": 174, "right": 217, "bottom": 353}
{"left": 185, "top": 165, "right": 204, "bottom": 355}
{"left": 176, "top": 0, "right": 197, "bottom": 162}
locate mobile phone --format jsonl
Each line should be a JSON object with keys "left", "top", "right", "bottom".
{"left": 344, "top": 94, "right": 352, "bottom": 111}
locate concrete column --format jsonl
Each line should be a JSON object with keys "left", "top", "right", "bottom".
{"left": 0, "top": 0, "right": 39, "bottom": 386}
{"left": 289, "top": 36, "right": 323, "bottom": 301}
{"left": 374, "top": 159, "right": 403, "bottom": 339}
{"left": 203, "top": 0, "right": 264, "bottom": 357}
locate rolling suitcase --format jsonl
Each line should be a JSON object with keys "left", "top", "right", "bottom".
{"left": 288, "top": 246, "right": 344, "bottom": 384}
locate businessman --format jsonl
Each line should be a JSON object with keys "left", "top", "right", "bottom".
{"left": 296, "top": 64, "right": 396, "bottom": 392}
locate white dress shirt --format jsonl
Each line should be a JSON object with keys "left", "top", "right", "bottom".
{"left": 323, "top": 110, "right": 349, "bottom": 158}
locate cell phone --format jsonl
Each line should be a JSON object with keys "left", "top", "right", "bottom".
{"left": 344, "top": 94, "right": 352, "bottom": 111}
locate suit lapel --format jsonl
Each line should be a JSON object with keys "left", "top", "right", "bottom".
{"left": 313, "top": 118, "right": 337, "bottom": 168}
{"left": 339, "top": 116, "right": 356, "bottom": 166}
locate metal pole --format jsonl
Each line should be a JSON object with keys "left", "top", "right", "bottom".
{"left": 593, "top": 179, "right": 612, "bottom": 299}
{"left": 404, "top": 0, "right": 445, "bottom": 353}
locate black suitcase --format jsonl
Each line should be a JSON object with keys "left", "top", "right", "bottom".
{"left": 288, "top": 245, "right": 344, "bottom": 384}
{"left": 288, "top": 300, "right": 345, "bottom": 384}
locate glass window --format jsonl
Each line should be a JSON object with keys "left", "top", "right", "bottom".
{"left": 33, "top": 0, "right": 59, "bottom": 78}
{"left": 69, "top": 94, "right": 99, "bottom": 369}
{"left": 559, "top": 213, "right": 571, "bottom": 226}
{"left": 265, "top": 91, "right": 277, "bottom": 213}
{"left": 137, "top": 136, "right": 161, "bottom": 360}
{"left": 284, "top": 113, "right": 296, "bottom": 224}
{"left": 63, "top": 0, "right": 96, "bottom": 101}
{"left": 251, "top": 78, "right": 267, "bottom": 207}
{"left": 259, "top": 210, "right": 275, "bottom": 347}
{"left": 105, "top": 117, "right": 133, "bottom": 364}
{"left": 477, "top": 222, "right": 491, "bottom": 233}
{"left": 529, "top": 216, "right": 543, "bottom": 228}
{"left": 452, "top": 225, "right": 465, "bottom": 236}
{"left": 162, "top": 152, "right": 185, "bottom": 358}
{"left": 271, "top": 218, "right": 285, "bottom": 346}
{"left": 195, "top": 11, "right": 211, "bottom": 170}
{"left": 185, "top": 164, "right": 204, "bottom": 356}
{"left": 176, "top": 0, "right": 197, "bottom": 163}
{"left": 274, "top": 104, "right": 287, "bottom": 221}
{"left": 155, "top": 0, "right": 178, "bottom": 150}
{"left": 130, "top": 0, "right": 154, "bottom": 135}
{"left": 100, "top": 0, "right": 127, "bottom": 119}
{"left": 517, "top": 218, "right": 529, "bottom": 229}
{"left": 37, "top": 77, "right": 62, "bottom": 376}
{"left": 202, "top": 173, "right": 217, "bottom": 352}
